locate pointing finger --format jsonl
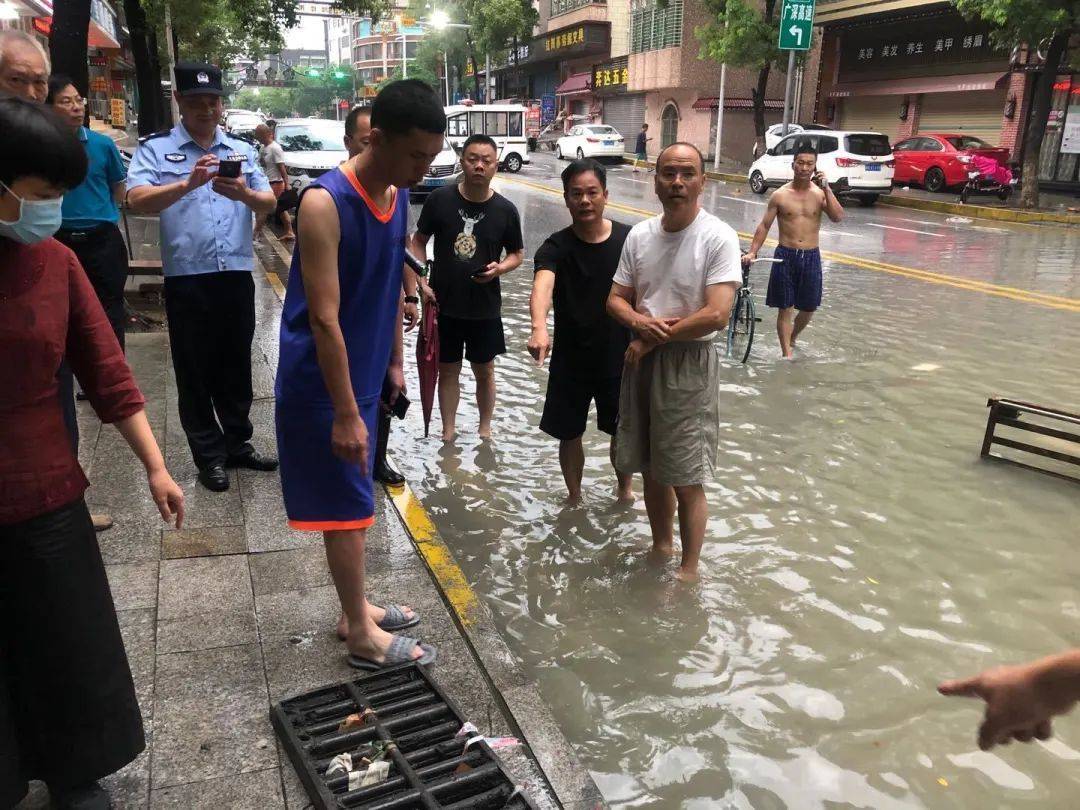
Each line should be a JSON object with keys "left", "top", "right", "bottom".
{"left": 938, "top": 677, "right": 985, "bottom": 699}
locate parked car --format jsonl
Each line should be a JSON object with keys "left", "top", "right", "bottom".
{"left": 224, "top": 109, "right": 264, "bottom": 135}
{"left": 755, "top": 122, "right": 833, "bottom": 158}
{"left": 555, "top": 125, "right": 626, "bottom": 160}
{"left": 748, "top": 130, "right": 894, "bottom": 206}
{"left": 411, "top": 137, "right": 463, "bottom": 200}
{"left": 891, "top": 133, "right": 1012, "bottom": 193}
{"left": 277, "top": 118, "right": 347, "bottom": 197}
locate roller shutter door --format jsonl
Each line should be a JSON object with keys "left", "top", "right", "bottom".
{"left": 603, "top": 94, "right": 646, "bottom": 143}
{"left": 918, "top": 89, "right": 1006, "bottom": 145}
{"left": 837, "top": 96, "right": 902, "bottom": 142}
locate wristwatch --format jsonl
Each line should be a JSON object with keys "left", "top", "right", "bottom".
{"left": 404, "top": 295, "right": 420, "bottom": 304}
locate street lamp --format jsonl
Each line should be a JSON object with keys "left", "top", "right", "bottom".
{"left": 425, "top": 11, "right": 472, "bottom": 105}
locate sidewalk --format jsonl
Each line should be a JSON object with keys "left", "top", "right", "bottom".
{"left": 15, "top": 224, "right": 602, "bottom": 809}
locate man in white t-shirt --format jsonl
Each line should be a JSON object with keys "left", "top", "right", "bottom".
{"left": 255, "top": 123, "right": 294, "bottom": 241}
{"left": 606, "top": 142, "right": 742, "bottom": 582}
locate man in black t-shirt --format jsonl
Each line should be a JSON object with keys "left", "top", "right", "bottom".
{"left": 528, "top": 159, "right": 634, "bottom": 503}
{"left": 412, "top": 134, "right": 524, "bottom": 441}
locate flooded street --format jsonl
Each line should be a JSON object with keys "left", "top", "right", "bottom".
{"left": 393, "top": 155, "right": 1080, "bottom": 808}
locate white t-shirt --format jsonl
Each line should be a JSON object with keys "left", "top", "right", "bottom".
{"left": 259, "top": 141, "right": 286, "bottom": 182}
{"left": 613, "top": 209, "right": 742, "bottom": 341}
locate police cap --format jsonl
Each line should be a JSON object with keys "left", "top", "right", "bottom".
{"left": 174, "top": 61, "right": 225, "bottom": 97}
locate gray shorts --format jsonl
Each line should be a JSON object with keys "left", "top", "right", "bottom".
{"left": 614, "top": 341, "right": 721, "bottom": 486}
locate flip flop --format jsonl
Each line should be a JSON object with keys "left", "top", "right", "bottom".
{"left": 347, "top": 635, "right": 437, "bottom": 671}
{"left": 336, "top": 605, "right": 421, "bottom": 640}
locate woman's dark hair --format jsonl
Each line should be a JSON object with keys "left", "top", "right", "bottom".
{"left": 561, "top": 158, "right": 606, "bottom": 192}
{"left": 0, "top": 97, "right": 87, "bottom": 190}
{"left": 45, "top": 73, "right": 78, "bottom": 105}
{"left": 371, "top": 79, "right": 445, "bottom": 138}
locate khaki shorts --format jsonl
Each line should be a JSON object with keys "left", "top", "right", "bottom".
{"left": 615, "top": 341, "right": 721, "bottom": 486}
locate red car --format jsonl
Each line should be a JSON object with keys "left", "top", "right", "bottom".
{"left": 891, "top": 133, "right": 1011, "bottom": 193}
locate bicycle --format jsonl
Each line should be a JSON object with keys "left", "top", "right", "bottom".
{"left": 727, "top": 256, "right": 781, "bottom": 364}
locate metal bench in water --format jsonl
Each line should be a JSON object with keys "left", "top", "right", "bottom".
{"left": 981, "top": 398, "right": 1080, "bottom": 483}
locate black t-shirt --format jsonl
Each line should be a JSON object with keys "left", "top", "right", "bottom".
{"left": 417, "top": 184, "right": 524, "bottom": 320}
{"left": 635, "top": 132, "right": 647, "bottom": 153}
{"left": 534, "top": 220, "right": 632, "bottom": 379}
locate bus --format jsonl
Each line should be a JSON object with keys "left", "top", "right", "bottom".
{"left": 444, "top": 104, "right": 530, "bottom": 173}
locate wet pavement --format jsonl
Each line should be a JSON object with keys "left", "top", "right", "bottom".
{"left": 384, "top": 153, "right": 1080, "bottom": 807}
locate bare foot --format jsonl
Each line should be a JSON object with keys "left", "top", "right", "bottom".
{"left": 478, "top": 425, "right": 492, "bottom": 440}
{"left": 564, "top": 491, "right": 582, "bottom": 506}
{"left": 646, "top": 544, "right": 674, "bottom": 566}
{"left": 674, "top": 567, "right": 700, "bottom": 584}
{"left": 615, "top": 486, "right": 635, "bottom": 504}
{"left": 337, "top": 603, "right": 416, "bottom": 639}
{"left": 441, "top": 427, "right": 456, "bottom": 443}
{"left": 346, "top": 623, "right": 423, "bottom": 664}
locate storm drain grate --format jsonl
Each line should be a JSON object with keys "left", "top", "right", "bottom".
{"left": 272, "top": 662, "right": 537, "bottom": 810}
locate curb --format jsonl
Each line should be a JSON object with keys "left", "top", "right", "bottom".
{"left": 618, "top": 156, "right": 1078, "bottom": 227}
{"left": 385, "top": 481, "right": 608, "bottom": 810}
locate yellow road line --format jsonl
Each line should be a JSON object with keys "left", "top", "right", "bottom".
{"left": 499, "top": 176, "right": 1080, "bottom": 314}
{"left": 387, "top": 482, "right": 485, "bottom": 628}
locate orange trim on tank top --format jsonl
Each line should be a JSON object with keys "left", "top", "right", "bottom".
{"left": 288, "top": 517, "right": 375, "bottom": 532}
{"left": 339, "top": 165, "right": 397, "bottom": 223}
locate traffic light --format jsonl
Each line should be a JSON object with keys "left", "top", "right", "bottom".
{"left": 333, "top": 69, "right": 346, "bottom": 79}
{"left": 306, "top": 67, "right": 321, "bottom": 78}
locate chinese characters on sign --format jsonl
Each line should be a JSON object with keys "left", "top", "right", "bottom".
{"left": 592, "top": 64, "right": 629, "bottom": 90}
{"left": 783, "top": 3, "right": 813, "bottom": 21}
{"left": 841, "top": 21, "right": 999, "bottom": 78}
{"left": 546, "top": 27, "right": 586, "bottom": 52}
{"left": 550, "top": 0, "right": 600, "bottom": 16}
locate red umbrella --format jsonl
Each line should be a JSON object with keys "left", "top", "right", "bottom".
{"left": 416, "top": 300, "right": 440, "bottom": 438}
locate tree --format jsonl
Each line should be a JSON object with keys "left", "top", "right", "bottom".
{"left": 953, "top": 0, "right": 1078, "bottom": 208}
{"left": 142, "top": 0, "right": 298, "bottom": 67}
{"left": 695, "top": 0, "right": 800, "bottom": 155}
{"left": 49, "top": 0, "right": 91, "bottom": 97}
{"left": 458, "top": 0, "right": 537, "bottom": 99}
{"left": 231, "top": 86, "right": 299, "bottom": 117}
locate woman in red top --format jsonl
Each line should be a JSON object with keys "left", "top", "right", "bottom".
{"left": 0, "top": 98, "right": 184, "bottom": 810}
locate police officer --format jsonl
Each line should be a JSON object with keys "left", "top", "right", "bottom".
{"left": 127, "top": 62, "right": 278, "bottom": 492}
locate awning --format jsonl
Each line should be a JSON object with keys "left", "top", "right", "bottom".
{"left": 691, "top": 97, "right": 785, "bottom": 111}
{"left": 555, "top": 72, "right": 592, "bottom": 98}
{"left": 828, "top": 72, "right": 1007, "bottom": 98}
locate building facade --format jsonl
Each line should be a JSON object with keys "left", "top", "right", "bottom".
{"left": 350, "top": 15, "right": 423, "bottom": 96}
{"left": 811, "top": 0, "right": 1078, "bottom": 190}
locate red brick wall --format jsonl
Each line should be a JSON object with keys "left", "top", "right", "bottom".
{"left": 895, "top": 94, "right": 920, "bottom": 140}
{"left": 998, "top": 71, "right": 1029, "bottom": 160}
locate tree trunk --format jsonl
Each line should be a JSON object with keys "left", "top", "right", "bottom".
{"left": 1018, "top": 29, "right": 1068, "bottom": 209}
{"left": 466, "top": 33, "right": 482, "bottom": 100}
{"left": 49, "top": 0, "right": 91, "bottom": 97}
{"left": 751, "top": 63, "right": 771, "bottom": 155}
{"left": 123, "top": 0, "right": 167, "bottom": 134}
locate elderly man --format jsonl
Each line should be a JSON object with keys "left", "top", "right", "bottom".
{"left": 127, "top": 62, "right": 278, "bottom": 492}
{"left": 254, "top": 122, "right": 294, "bottom": 241}
{"left": 0, "top": 29, "right": 49, "bottom": 102}
{"left": 606, "top": 142, "right": 742, "bottom": 582}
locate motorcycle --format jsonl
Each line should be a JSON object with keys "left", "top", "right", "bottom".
{"left": 959, "top": 154, "right": 1019, "bottom": 204}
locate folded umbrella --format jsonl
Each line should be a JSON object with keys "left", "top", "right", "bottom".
{"left": 416, "top": 300, "right": 439, "bottom": 438}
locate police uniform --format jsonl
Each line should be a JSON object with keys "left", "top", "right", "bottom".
{"left": 127, "top": 63, "right": 275, "bottom": 481}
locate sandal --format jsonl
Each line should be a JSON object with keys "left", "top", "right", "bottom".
{"left": 337, "top": 605, "right": 420, "bottom": 639}
{"left": 347, "top": 635, "right": 437, "bottom": 671}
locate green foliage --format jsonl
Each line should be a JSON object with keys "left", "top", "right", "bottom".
{"left": 465, "top": 0, "right": 538, "bottom": 58}
{"left": 231, "top": 87, "right": 298, "bottom": 117}
{"left": 332, "top": 0, "right": 395, "bottom": 24}
{"left": 953, "top": 0, "right": 1077, "bottom": 49}
{"left": 144, "top": 0, "right": 297, "bottom": 67}
{"left": 696, "top": 0, "right": 778, "bottom": 70}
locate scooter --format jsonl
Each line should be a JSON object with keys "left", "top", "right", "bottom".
{"left": 959, "top": 155, "right": 1019, "bottom": 204}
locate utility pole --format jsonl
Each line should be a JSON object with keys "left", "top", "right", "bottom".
{"left": 781, "top": 49, "right": 795, "bottom": 136}
{"left": 163, "top": 3, "right": 179, "bottom": 124}
{"left": 485, "top": 53, "right": 491, "bottom": 103}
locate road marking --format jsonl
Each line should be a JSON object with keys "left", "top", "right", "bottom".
{"left": 868, "top": 223, "right": 941, "bottom": 237}
{"left": 499, "top": 175, "right": 1080, "bottom": 313}
{"left": 715, "top": 193, "right": 767, "bottom": 206}
{"left": 890, "top": 216, "right": 944, "bottom": 227}
{"left": 824, "top": 229, "right": 861, "bottom": 237}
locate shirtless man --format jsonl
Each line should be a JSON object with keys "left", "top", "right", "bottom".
{"left": 744, "top": 143, "right": 844, "bottom": 358}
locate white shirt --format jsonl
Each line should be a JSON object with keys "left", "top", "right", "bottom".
{"left": 613, "top": 209, "right": 742, "bottom": 341}
{"left": 259, "top": 141, "right": 286, "bottom": 182}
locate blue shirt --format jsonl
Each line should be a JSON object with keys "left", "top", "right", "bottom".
{"left": 126, "top": 123, "right": 270, "bottom": 277}
{"left": 61, "top": 127, "right": 126, "bottom": 229}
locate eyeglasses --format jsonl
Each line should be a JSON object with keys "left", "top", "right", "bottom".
{"left": 54, "top": 96, "right": 85, "bottom": 108}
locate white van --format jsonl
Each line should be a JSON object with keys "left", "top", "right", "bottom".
{"left": 444, "top": 104, "right": 530, "bottom": 173}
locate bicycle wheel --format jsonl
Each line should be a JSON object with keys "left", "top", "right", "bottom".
{"left": 727, "top": 292, "right": 755, "bottom": 363}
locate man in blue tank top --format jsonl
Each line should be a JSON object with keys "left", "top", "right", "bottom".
{"left": 275, "top": 81, "right": 446, "bottom": 670}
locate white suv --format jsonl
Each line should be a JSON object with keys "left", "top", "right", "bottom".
{"left": 277, "top": 118, "right": 348, "bottom": 196}
{"left": 748, "top": 130, "right": 894, "bottom": 206}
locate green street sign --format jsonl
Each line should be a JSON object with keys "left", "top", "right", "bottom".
{"left": 778, "top": 0, "right": 814, "bottom": 51}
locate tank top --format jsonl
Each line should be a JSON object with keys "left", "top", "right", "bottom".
{"left": 275, "top": 165, "right": 407, "bottom": 406}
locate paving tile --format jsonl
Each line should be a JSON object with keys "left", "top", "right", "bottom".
{"left": 106, "top": 562, "right": 160, "bottom": 611}
{"left": 149, "top": 767, "right": 284, "bottom": 809}
{"left": 255, "top": 584, "right": 340, "bottom": 641}
{"left": 102, "top": 745, "right": 151, "bottom": 810}
{"left": 151, "top": 644, "right": 277, "bottom": 789}
{"left": 262, "top": 630, "right": 355, "bottom": 703}
{"left": 366, "top": 566, "right": 460, "bottom": 645}
{"left": 427, "top": 634, "right": 512, "bottom": 739}
{"left": 96, "top": 516, "right": 164, "bottom": 565}
{"left": 157, "top": 556, "right": 257, "bottom": 653}
{"left": 161, "top": 524, "right": 247, "bottom": 559}
{"left": 276, "top": 740, "right": 311, "bottom": 810}
{"left": 248, "top": 546, "right": 332, "bottom": 597}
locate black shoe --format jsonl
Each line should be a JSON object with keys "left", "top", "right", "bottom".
{"left": 75, "top": 390, "right": 90, "bottom": 402}
{"left": 198, "top": 464, "right": 230, "bottom": 492}
{"left": 225, "top": 451, "right": 279, "bottom": 471}
{"left": 374, "top": 460, "right": 405, "bottom": 486}
{"left": 51, "top": 781, "right": 113, "bottom": 810}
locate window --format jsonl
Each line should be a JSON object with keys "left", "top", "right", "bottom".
{"left": 776, "top": 135, "right": 798, "bottom": 156}
{"left": 846, "top": 134, "right": 892, "bottom": 156}
{"left": 485, "top": 112, "right": 508, "bottom": 136}
{"left": 470, "top": 111, "right": 484, "bottom": 134}
{"left": 660, "top": 103, "right": 678, "bottom": 148}
{"left": 509, "top": 113, "right": 523, "bottom": 137}
{"left": 406, "top": 41, "right": 419, "bottom": 59}
{"left": 630, "top": 0, "right": 683, "bottom": 54}
{"left": 817, "top": 136, "right": 839, "bottom": 154}
{"left": 893, "top": 138, "right": 918, "bottom": 152}
{"left": 918, "top": 137, "right": 944, "bottom": 151}
{"left": 945, "top": 135, "right": 988, "bottom": 150}
{"left": 447, "top": 113, "right": 468, "bottom": 137}
{"left": 277, "top": 122, "right": 347, "bottom": 152}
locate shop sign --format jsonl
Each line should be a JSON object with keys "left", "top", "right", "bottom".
{"left": 110, "top": 98, "right": 125, "bottom": 128}
{"left": 89, "top": 55, "right": 108, "bottom": 67}
{"left": 90, "top": 77, "right": 108, "bottom": 92}
{"left": 550, "top": 0, "right": 596, "bottom": 17}
{"left": 592, "top": 59, "right": 628, "bottom": 91}
{"left": 546, "top": 27, "right": 586, "bottom": 52}
{"left": 541, "top": 93, "right": 556, "bottom": 125}
{"left": 1062, "top": 105, "right": 1080, "bottom": 154}
{"left": 838, "top": 18, "right": 1004, "bottom": 80}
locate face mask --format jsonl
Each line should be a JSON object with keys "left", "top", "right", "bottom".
{"left": 0, "top": 180, "right": 63, "bottom": 245}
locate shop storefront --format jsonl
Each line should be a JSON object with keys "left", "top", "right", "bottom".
{"left": 592, "top": 56, "right": 645, "bottom": 142}
{"left": 1039, "top": 75, "right": 1080, "bottom": 189}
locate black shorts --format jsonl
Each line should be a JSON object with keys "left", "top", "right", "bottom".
{"left": 540, "top": 371, "right": 621, "bottom": 441}
{"left": 438, "top": 315, "right": 506, "bottom": 365}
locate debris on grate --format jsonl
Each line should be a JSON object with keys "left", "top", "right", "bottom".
{"left": 271, "top": 662, "right": 538, "bottom": 809}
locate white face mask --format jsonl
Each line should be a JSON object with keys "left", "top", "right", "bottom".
{"left": 0, "top": 180, "right": 63, "bottom": 245}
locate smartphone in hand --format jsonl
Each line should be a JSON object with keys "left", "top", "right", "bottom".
{"left": 217, "top": 159, "right": 242, "bottom": 179}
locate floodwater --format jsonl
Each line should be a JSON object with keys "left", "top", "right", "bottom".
{"left": 392, "top": 158, "right": 1080, "bottom": 808}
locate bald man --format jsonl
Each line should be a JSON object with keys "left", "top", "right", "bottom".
{"left": 0, "top": 30, "right": 49, "bottom": 102}
{"left": 255, "top": 123, "right": 294, "bottom": 241}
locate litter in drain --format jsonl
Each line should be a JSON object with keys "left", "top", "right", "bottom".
{"left": 272, "top": 662, "right": 537, "bottom": 809}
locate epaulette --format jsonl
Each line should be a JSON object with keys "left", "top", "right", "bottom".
{"left": 137, "top": 130, "right": 171, "bottom": 144}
